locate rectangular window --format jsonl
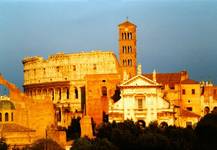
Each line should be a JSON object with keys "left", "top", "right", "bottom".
{"left": 169, "top": 84, "right": 175, "bottom": 90}
{"left": 43, "top": 68, "right": 46, "bottom": 75}
{"left": 102, "top": 86, "right": 107, "bottom": 96}
{"left": 182, "top": 89, "right": 186, "bottom": 95}
{"left": 138, "top": 99, "right": 143, "bottom": 111}
{"left": 73, "top": 65, "right": 76, "bottom": 71}
{"left": 187, "top": 107, "right": 192, "bottom": 111}
{"left": 93, "top": 64, "right": 97, "bottom": 70}
{"left": 192, "top": 89, "right": 195, "bottom": 95}
{"left": 56, "top": 66, "right": 60, "bottom": 72}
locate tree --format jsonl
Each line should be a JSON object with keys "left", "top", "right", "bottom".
{"left": 71, "top": 137, "right": 118, "bottom": 150}
{"left": 66, "top": 117, "right": 81, "bottom": 140}
{"left": 194, "top": 112, "right": 217, "bottom": 150}
{"left": 71, "top": 137, "right": 92, "bottom": 150}
{"left": 31, "top": 138, "right": 64, "bottom": 150}
{"left": 0, "top": 138, "right": 8, "bottom": 150}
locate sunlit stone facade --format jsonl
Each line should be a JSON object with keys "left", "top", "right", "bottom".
{"left": 0, "top": 75, "right": 66, "bottom": 149}
{"left": 22, "top": 51, "right": 121, "bottom": 126}
{"left": 109, "top": 67, "right": 174, "bottom": 125}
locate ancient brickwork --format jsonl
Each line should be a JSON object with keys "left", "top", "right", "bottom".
{"left": 85, "top": 74, "right": 121, "bottom": 125}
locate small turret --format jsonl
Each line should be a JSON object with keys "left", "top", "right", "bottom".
{"left": 153, "top": 69, "right": 156, "bottom": 82}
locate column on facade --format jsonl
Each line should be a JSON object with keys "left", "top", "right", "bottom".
{"left": 42, "top": 88, "right": 48, "bottom": 100}
{"left": 123, "top": 95, "right": 128, "bottom": 120}
{"left": 153, "top": 94, "right": 158, "bottom": 121}
{"left": 146, "top": 94, "right": 151, "bottom": 125}
{"left": 78, "top": 86, "right": 81, "bottom": 101}
{"left": 69, "top": 85, "right": 75, "bottom": 100}
{"left": 48, "top": 88, "right": 54, "bottom": 101}
{"left": 62, "top": 87, "right": 70, "bottom": 102}
{"left": 61, "top": 87, "right": 65, "bottom": 102}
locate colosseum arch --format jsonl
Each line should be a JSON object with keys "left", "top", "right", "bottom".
{"left": 0, "top": 74, "right": 21, "bottom": 97}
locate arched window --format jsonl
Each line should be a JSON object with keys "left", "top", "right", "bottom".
{"left": 5, "top": 113, "right": 9, "bottom": 122}
{"left": 75, "top": 88, "right": 78, "bottom": 99}
{"left": 124, "top": 33, "right": 127, "bottom": 40}
{"left": 0, "top": 113, "right": 2, "bottom": 122}
{"left": 122, "top": 33, "right": 124, "bottom": 40}
{"left": 122, "top": 46, "right": 125, "bottom": 53}
{"left": 128, "top": 59, "right": 130, "bottom": 66}
{"left": 130, "top": 59, "right": 132, "bottom": 66}
{"left": 11, "top": 112, "right": 13, "bottom": 121}
{"left": 129, "top": 32, "right": 132, "bottom": 39}
{"left": 129, "top": 46, "right": 132, "bottom": 53}
{"left": 127, "top": 32, "right": 130, "bottom": 39}
{"left": 101, "top": 86, "right": 107, "bottom": 96}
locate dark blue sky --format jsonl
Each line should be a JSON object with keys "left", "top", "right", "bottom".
{"left": 0, "top": 0, "right": 217, "bottom": 89}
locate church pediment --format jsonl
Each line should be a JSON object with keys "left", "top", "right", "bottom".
{"left": 121, "top": 75, "right": 160, "bottom": 87}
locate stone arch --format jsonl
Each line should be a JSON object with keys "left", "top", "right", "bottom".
{"left": 160, "top": 121, "right": 168, "bottom": 128}
{"left": 0, "top": 74, "right": 21, "bottom": 97}
{"left": 204, "top": 106, "right": 210, "bottom": 115}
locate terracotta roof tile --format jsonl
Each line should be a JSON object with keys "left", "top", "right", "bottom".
{"left": 0, "top": 123, "right": 35, "bottom": 132}
{"left": 143, "top": 72, "right": 182, "bottom": 85}
{"left": 118, "top": 20, "right": 136, "bottom": 27}
{"left": 180, "top": 109, "right": 200, "bottom": 118}
{"left": 181, "top": 79, "right": 199, "bottom": 84}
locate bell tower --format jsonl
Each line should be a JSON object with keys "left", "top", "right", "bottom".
{"left": 118, "top": 19, "right": 137, "bottom": 79}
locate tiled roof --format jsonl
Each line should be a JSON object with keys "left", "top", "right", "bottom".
{"left": 180, "top": 109, "right": 200, "bottom": 118}
{"left": 0, "top": 100, "right": 15, "bottom": 110}
{"left": 143, "top": 72, "right": 182, "bottom": 85}
{"left": 118, "top": 20, "right": 136, "bottom": 27}
{"left": 181, "top": 79, "right": 199, "bottom": 84}
{"left": 0, "top": 123, "right": 35, "bottom": 132}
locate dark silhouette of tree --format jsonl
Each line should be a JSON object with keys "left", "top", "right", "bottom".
{"left": 71, "top": 137, "right": 118, "bottom": 150}
{"left": 31, "top": 138, "right": 64, "bottom": 150}
{"left": 0, "top": 138, "right": 8, "bottom": 150}
{"left": 66, "top": 117, "right": 81, "bottom": 140}
{"left": 194, "top": 112, "right": 217, "bottom": 150}
{"left": 111, "top": 86, "right": 121, "bottom": 102}
{"left": 71, "top": 137, "right": 92, "bottom": 150}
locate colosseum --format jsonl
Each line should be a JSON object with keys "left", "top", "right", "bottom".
{"left": 22, "top": 51, "right": 122, "bottom": 126}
